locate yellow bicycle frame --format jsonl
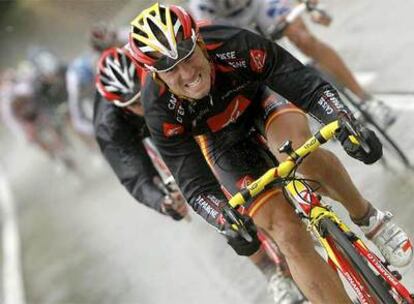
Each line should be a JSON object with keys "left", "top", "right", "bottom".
{"left": 228, "top": 120, "right": 340, "bottom": 208}
{"left": 227, "top": 119, "right": 369, "bottom": 272}
{"left": 227, "top": 119, "right": 413, "bottom": 303}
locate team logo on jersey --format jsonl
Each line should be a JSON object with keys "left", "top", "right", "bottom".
{"left": 216, "top": 51, "right": 247, "bottom": 69}
{"left": 167, "top": 95, "right": 185, "bottom": 123}
{"left": 249, "top": 49, "right": 267, "bottom": 73}
{"left": 163, "top": 122, "right": 185, "bottom": 137}
{"left": 207, "top": 95, "right": 251, "bottom": 132}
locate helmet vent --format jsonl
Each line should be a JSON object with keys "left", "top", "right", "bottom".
{"left": 160, "top": 7, "right": 167, "bottom": 24}
{"left": 112, "top": 67, "right": 128, "bottom": 89}
{"left": 148, "top": 18, "right": 170, "bottom": 50}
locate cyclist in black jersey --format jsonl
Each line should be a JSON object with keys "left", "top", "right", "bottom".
{"left": 94, "top": 47, "right": 187, "bottom": 220}
{"left": 128, "top": 4, "right": 413, "bottom": 303}
{"left": 94, "top": 47, "right": 307, "bottom": 304}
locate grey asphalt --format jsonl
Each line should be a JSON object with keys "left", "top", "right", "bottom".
{"left": 0, "top": 0, "right": 413, "bottom": 303}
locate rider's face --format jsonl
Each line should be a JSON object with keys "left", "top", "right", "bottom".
{"left": 157, "top": 45, "right": 211, "bottom": 100}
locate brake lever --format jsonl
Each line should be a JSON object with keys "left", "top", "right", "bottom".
{"left": 222, "top": 206, "right": 253, "bottom": 243}
{"left": 343, "top": 120, "right": 371, "bottom": 154}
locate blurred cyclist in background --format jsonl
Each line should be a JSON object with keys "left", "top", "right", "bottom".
{"left": 188, "top": 0, "right": 396, "bottom": 129}
{"left": 89, "top": 22, "right": 128, "bottom": 53}
{"left": 0, "top": 59, "right": 75, "bottom": 170}
{"left": 27, "top": 47, "right": 68, "bottom": 115}
{"left": 66, "top": 50, "right": 97, "bottom": 140}
{"left": 94, "top": 47, "right": 305, "bottom": 304}
{"left": 63, "top": 22, "right": 130, "bottom": 144}
{"left": 94, "top": 47, "right": 188, "bottom": 222}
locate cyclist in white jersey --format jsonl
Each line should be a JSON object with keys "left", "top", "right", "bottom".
{"left": 188, "top": 0, "right": 396, "bottom": 128}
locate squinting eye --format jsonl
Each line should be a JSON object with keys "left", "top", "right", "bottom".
{"left": 165, "top": 67, "right": 176, "bottom": 74}
{"left": 184, "top": 55, "right": 193, "bottom": 63}
{"left": 184, "top": 51, "right": 195, "bottom": 63}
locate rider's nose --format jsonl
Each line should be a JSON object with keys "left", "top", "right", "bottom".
{"left": 176, "top": 63, "right": 196, "bottom": 82}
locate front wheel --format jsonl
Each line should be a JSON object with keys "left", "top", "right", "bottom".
{"left": 320, "top": 218, "right": 397, "bottom": 304}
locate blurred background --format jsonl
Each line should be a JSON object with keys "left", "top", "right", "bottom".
{"left": 0, "top": 0, "right": 413, "bottom": 303}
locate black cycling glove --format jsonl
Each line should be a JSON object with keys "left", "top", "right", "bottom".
{"left": 221, "top": 215, "right": 261, "bottom": 256}
{"left": 336, "top": 114, "right": 383, "bottom": 164}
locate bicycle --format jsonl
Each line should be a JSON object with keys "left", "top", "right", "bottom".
{"left": 223, "top": 119, "right": 414, "bottom": 303}
{"left": 266, "top": 0, "right": 412, "bottom": 170}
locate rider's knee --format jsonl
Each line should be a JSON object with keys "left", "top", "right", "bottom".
{"left": 261, "top": 205, "right": 311, "bottom": 250}
{"left": 272, "top": 221, "right": 314, "bottom": 259}
{"left": 300, "top": 147, "right": 339, "bottom": 175}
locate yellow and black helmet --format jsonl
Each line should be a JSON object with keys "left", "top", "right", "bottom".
{"left": 129, "top": 3, "right": 199, "bottom": 72}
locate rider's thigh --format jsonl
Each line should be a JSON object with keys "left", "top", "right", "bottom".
{"left": 195, "top": 128, "right": 278, "bottom": 207}
{"left": 283, "top": 18, "right": 319, "bottom": 55}
{"left": 252, "top": 192, "right": 315, "bottom": 259}
{"left": 252, "top": 86, "right": 310, "bottom": 158}
{"left": 265, "top": 110, "right": 312, "bottom": 159}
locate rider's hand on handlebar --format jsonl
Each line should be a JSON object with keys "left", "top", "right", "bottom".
{"left": 336, "top": 113, "right": 383, "bottom": 165}
{"left": 161, "top": 191, "right": 189, "bottom": 221}
{"left": 310, "top": 9, "right": 332, "bottom": 26}
{"left": 220, "top": 214, "right": 261, "bottom": 256}
{"left": 305, "top": 0, "right": 332, "bottom": 26}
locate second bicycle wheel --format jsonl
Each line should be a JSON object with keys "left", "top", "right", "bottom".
{"left": 320, "top": 218, "right": 397, "bottom": 304}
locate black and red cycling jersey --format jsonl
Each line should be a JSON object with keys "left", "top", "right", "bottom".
{"left": 93, "top": 93, "right": 165, "bottom": 213}
{"left": 141, "top": 25, "right": 350, "bottom": 227}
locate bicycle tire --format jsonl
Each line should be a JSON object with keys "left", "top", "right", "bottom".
{"left": 339, "top": 88, "right": 411, "bottom": 169}
{"left": 320, "top": 218, "right": 397, "bottom": 304}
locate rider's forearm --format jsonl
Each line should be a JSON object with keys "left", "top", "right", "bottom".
{"left": 149, "top": 134, "right": 227, "bottom": 227}
{"left": 95, "top": 134, "right": 166, "bottom": 213}
{"left": 305, "top": 84, "right": 352, "bottom": 125}
{"left": 163, "top": 156, "right": 227, "bottom": 227}
{"left": 104, "top": 150, "right": 166, "bottom": 213}
{"left": 259, "top": 36, "right": 352, "bottom": 124}
{"left": 123, "top": 177, "right": 165, "bottom": 213}
{"left": 189, "top": 191, "right": 227, "bottom": 228}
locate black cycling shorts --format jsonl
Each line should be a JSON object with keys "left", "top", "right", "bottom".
{"left": 195, "top": 87, "right": 305, "bottom": 216}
